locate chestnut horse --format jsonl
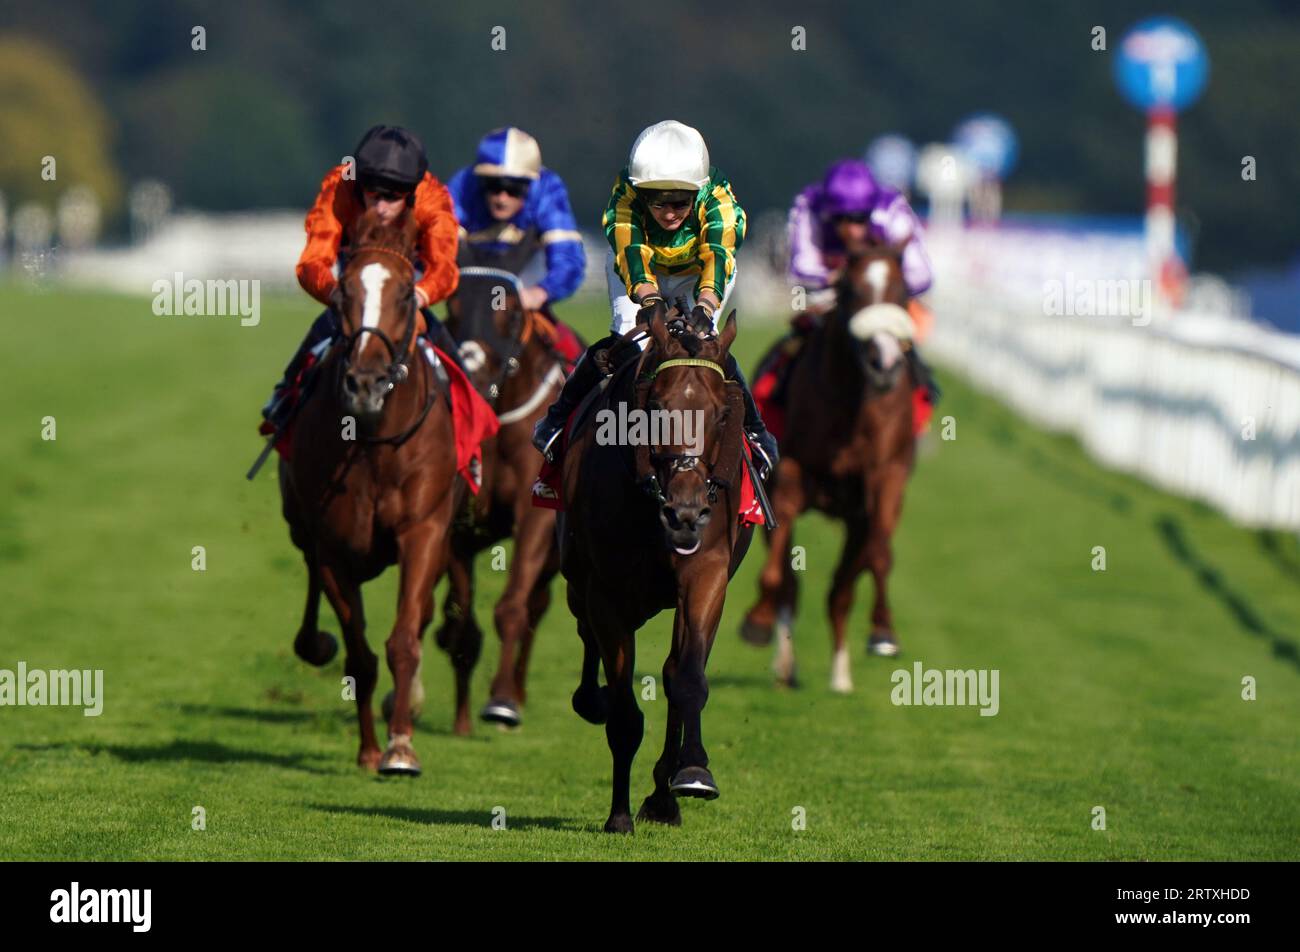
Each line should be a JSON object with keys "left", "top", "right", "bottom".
{"left": 740, "top": 249, "right": 917, "bottom": 692}
{"left": 562, "top": 304, "right": 754, "bottom": 833}
{"left": 279, "top": 209, "right": 462, "bottom": 774}
{"left": 436, "top": 267, "right": 574, "bottom": 731}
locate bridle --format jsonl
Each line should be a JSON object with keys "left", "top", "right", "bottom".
{"left": 633, "top": 352, "right": 737, "bottom": 508}
{"left": 455, "top": 267, "right": 529, "bottom": 406}
{"left": 337, "top": 245, "right": 437, "bottom": 446}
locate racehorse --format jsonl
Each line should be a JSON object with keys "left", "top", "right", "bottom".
{"left": 278, "top": 208, "right": 462, "bottom": 774}
{"left": 561, "top": 304, "right": 754, "bottom": 833}
{"left": 740, "top": 248, "right": 918, "bottom": 692}
{"left": 435, "top": 267, "right": 575, "bottom": 732}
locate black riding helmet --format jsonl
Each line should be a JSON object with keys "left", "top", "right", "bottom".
{"left": 355, "top": 125, "right": 428, "bottom": 203}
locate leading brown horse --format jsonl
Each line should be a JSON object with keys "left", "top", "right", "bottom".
{"left": 279, "top": 208, "right": 462, "bottom": 774}
{"left": 562, "top": 304, "right": 754, "bottom": 833}
{"left": 740, "top": 249, "right": 918, "bottom": 692}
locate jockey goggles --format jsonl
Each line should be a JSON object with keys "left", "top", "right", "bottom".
{"left": 482, "top": 176, "right": 532, "bottom": 198}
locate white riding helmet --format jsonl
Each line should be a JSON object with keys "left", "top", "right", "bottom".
{"left": 627, "top": 120, "right": 711, "bottom": 191}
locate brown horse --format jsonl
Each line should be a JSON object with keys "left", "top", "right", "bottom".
{"left": 279, "top": 208, "right": 462, "bottom": 773}
{"left": 435, "top": 267, "right": 574, "bottom": 732}
{"left": 740, "top": 249, "right": 917, "bottom": 692}
{"left": 562, "top": 304, "right": 754, "bottom": 833}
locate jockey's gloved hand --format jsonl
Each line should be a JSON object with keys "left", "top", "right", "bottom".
{"left": 636, "top": 294, "right": 667, "bottom": 327}
{"left": 688, "top": 304, "right": 716, "bottom": 335}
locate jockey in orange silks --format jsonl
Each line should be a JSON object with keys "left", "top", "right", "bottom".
{"left": 262, "top": 125, "right": 466, "bottom": 428}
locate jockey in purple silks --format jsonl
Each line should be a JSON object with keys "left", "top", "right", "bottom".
{"left": 757, "top": 158, "right": 939, "bottom": 424}
{"left": 788, "top": 158, "right": 934, "bottom": 308}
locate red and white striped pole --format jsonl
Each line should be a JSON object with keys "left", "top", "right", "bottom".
{"left": 1144, "top": 106, "right": 1185, "bottom": 309}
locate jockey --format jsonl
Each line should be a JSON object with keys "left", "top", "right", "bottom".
{"left": 532, "top": 119, "right": 778, "bottom": 475}
{"left": 785, "top": 157, "right": 939, "bottom": 401}
{"left": 446, "top": 127, "right": 586, "bottom": 314}
{"left": 262, "top": 124, "right": 464, "bottom": 427}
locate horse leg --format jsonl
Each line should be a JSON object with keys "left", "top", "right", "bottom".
{"left": 828, "top": 515, "right": 872, "bottom": 692}
{"left": 293, "top": 547, "right": 339, "bottom": 666}
{"left": 865, "top": 461, "right": 909, "bottom": 656}
{"left": 771, "top": 524, "right": 800, "bottom": 688}
{"left": 481, "top": 503, "right": 555, "bottom": 726}
{"left": 588, "top": 590, "right": 642, "bottom": 834}
{"left": 318, "top": 560, "right": 380, "bottom": 770}
{"left": 637, "top": 615, "right": 684, "bottom": 826}
{"left": 741, "top": 457, "right": 805, "bottom": 649}
{"left": 516, "top": 564, "right": 556, "bottom": 704}
{"left": 434, "top": 539, "right": 482, "bottom": 737}
{"left": 380, "top": 519, "right": 450, "bottom": 774}
{"left": 669, "top": 576, "right": 727, "bottom": 801}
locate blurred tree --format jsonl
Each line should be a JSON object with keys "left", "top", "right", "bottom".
{"left": 0, "top": 37, "right": 123, "bottom": 215}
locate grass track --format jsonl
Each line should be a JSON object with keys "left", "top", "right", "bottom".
{"left": 1, "top": 283, "right": 1297, "bottom": 860}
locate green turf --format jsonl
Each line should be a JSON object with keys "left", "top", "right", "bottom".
{"left": 1, "top": 281, "right": 1297, "bottom": 860}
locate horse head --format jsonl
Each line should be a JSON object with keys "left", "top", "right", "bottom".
{"left": 336, "top": 209, "right": 422, "bottom": 425}
{"left": 640, "top": 305, "right": 740, "bottom": 557}
{"left": 838, "top": 249, "right": 913, "bottom": 393}
{"left": 444, "top": 267, "right": 527, "bottom": 402}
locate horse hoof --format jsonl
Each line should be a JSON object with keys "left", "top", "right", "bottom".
{"left": 868, "top": 633, "right": 900, "bottom": 657}
{"left": 380, "top": 690, "right": 423, "bottom": 723}
{"left": 294, "top": 630, "right": 338, "bottom": 667}
{"left": 637, "top": 793, "right": 682, "bottom": 826}
{"left": 670, "top": 766, "right": 719, "bottom": 800}
{"left": 740, "top": 617, "right": 774, "bottom": 647}
{"left": 603, "top": 814, "right": 635, "bottom": 834}
{"left": 571, "top": 684, "right": 609, "bottom": 725}
{"left": 378, "top": 737, "right": 421, "bottom": 776}
{"left": 480, "top": 698, "right": 522, "bottom": 727}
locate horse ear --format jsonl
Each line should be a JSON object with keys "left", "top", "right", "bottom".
{"left": 648, "top": 309, "right": 670, "bottom": 350}
{"left": 719, "top": 309, "right": 737, "bottom": 353}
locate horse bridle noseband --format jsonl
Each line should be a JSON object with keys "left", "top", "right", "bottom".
{"left": 337, "top": 245, "right": 437, "bottom": 446}
{"left": 634, "top": 354, "right": 732, "bottom": 507}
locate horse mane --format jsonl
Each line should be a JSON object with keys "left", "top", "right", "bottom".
{"left": 348, "top": 208, "right": 417, "bottom": 263}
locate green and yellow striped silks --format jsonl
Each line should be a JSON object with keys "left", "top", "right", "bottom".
{"left": 602, "top": 167, "right": 746, "bottom": 298}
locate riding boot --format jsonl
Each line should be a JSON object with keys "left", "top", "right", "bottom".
{"left": 420, "top": 307, "right": 471, "bottom": 375}
{"left": 724, "top": 353, "right": 779, "bottom": 480}
{"left": 531, "top": 334, "right": 628, "bottom": 460}
{"left": 906, "top": 345, "right": 941, "bottom": 404}
{"left": 262, "top": 308, "right": 340, "bottom": 426}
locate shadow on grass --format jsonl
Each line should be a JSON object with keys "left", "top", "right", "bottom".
{"left": 987, "top": 422, "right": 1133, "bottom": 514}
{"left": 309, "top": 802, "right": 586, "bottom": 832}
{"left": 172, "top": 703, "right": 490, "bottom": 740}
{"left": 1257, "top": 529, "right": 1300, "bottom": 584}
{"left": 176, "top": 703, "right": 348, "bottom": 725}
{"left": 16, "top": 739, "right": 338, "bottom": 775}
{"left": 1156, "top": 514, "right": 1300, "bottom": 671}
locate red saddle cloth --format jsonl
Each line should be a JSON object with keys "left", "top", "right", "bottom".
{"left": 257, "top": 343, "right": 499, "bottom": 494}
{"left": 530, "top": 412, "right": 765, "bottom": 527}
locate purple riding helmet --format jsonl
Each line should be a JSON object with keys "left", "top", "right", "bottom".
{"left": 817, "top": 159, "right": 882, "bottom": 219}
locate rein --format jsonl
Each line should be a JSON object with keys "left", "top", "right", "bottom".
{"left": 337, "top": 245, "right": 438, "bottom": 447}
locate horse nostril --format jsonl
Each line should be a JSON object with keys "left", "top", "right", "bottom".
{"left": 344, "top": 374, "right": 359, "bottom": 394}
{"left": 662, "top": 506, "right": 680, "bottom": 530}
{"left": 697, "top": 508, "right": 711, "bottom": 526}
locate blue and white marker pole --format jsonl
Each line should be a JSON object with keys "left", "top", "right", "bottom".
{"left": 1114, "top": 16, "right": 1209, "bottom": 310}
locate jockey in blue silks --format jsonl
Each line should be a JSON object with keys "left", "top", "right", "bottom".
{"left": 445, "top": 126, "right": 586, "bottom": 314}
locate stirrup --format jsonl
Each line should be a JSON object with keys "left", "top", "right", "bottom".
{"left": 746, "top": 429, "right": 778, "bottom": 480}
{"left": 533, "top": 416, "right": 564, "bottom": 461}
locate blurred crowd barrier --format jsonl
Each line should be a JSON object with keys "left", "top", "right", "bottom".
{"left": 923, "top": 224, "right": 1300, "bottom": 530}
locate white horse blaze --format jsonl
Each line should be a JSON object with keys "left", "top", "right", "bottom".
{"left": 358, "top": 262, "right": 391, "bottom": 357}
{"left": 847, "top": 302, "right": 914, "bottom": 372}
